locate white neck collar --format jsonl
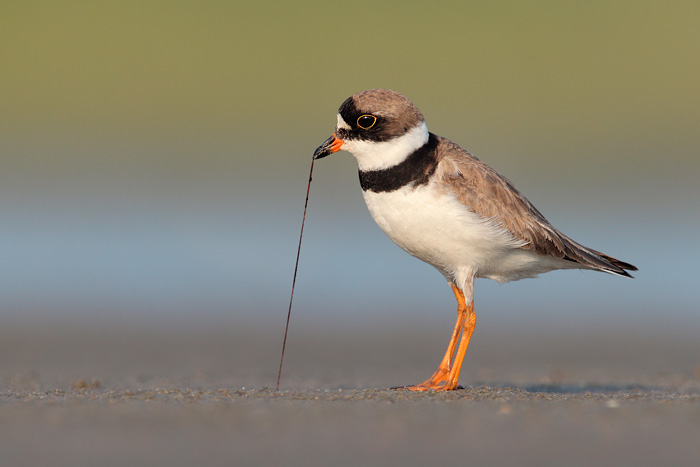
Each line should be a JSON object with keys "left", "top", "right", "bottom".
{"left": 341, "top": 121, "right": 429, "bottom": 172}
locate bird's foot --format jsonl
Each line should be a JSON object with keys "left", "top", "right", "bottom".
{"left": 392, "top": 377, "right": 464, "bottom": 392}
{"left": 403, "top": 382, "right": 464, "bottom": 392}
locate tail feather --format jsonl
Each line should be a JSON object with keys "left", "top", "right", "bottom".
{"left": 556, "top": 232, "right": 637, "bottom": 278}
{"left": 594, "top": 251, "right": 638, "bottom": 278}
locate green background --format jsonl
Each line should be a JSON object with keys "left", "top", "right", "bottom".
{"left": 2, "top": 1, "right": 698, "bottom": 330}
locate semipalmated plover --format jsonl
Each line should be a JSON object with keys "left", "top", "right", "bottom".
{"left": 313, "top": 89, "right": 636, "bottom": 391}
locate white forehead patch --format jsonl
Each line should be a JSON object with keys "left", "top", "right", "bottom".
{"left": 336, "top": 113, "right": 351, "bottom": 130}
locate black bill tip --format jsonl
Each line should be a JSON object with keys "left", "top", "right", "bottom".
{"left": 313, "top": 134, "right": 343, "bottom": 159}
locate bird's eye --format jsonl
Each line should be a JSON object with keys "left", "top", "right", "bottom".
{"left": 357, "top": 115, "right": 377, "bottom": 129}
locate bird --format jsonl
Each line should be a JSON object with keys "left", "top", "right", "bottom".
{"left": 312, "top": 89, "right": 637, "bottom": 391}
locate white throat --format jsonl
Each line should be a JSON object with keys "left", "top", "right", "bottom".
{"left": 340, "top": 121, "right": 429, "bottom": 172}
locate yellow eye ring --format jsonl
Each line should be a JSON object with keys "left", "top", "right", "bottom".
{"left": 357, "top": 114, "right": 377, "bottom": 129}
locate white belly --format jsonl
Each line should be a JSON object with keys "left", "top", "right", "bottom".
{"left": 362, "top": 184, "right": 574, "bottom": 285}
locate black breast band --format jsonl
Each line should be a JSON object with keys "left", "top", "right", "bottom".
{"left": 358, "top": 133, "right": 439, "bottom": 193}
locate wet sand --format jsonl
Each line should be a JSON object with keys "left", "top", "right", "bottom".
{"left": 1, "top": 320, "right": 699, "bottom": 466}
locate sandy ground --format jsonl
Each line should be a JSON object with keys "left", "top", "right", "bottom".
{"left": 1, "top": 320, "right": 699, "bottom": 466}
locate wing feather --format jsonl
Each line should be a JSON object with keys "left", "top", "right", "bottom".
{"left": 433, "top": 136, "right": 636, "bottom": 276}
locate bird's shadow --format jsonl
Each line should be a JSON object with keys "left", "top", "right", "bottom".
{"left": 474, "top": 382, "right": 659, "bottom": 395}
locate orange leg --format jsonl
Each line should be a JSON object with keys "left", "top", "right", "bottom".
{"left": 409, "top": 289, "right": 465, "bottom": 387}
{"left": 404, "top": 283, "right": 476, "bottom": 391}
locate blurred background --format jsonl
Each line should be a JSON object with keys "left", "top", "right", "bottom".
{"left": 1, "top": 1, "right": 698, "bottom": 348}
